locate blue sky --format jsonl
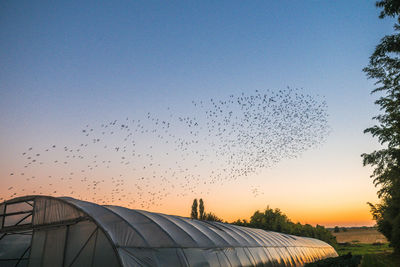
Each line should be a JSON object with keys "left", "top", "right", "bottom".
{"left": 0, "top": 1, "right": 395, "bottom": 225}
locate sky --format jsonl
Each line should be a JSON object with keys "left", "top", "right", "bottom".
{"left": 0, "top": 0, "right": 395, "bottom": 227}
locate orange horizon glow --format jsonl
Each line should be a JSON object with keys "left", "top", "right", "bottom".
{"left": 0, "top": 189, "right": 376, "bottom": 229}
{"left": 0, "top": 145, "right": 380, "bottom": 229}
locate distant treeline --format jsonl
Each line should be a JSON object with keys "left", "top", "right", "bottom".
{"left": 232, "top": 207, "right": 337, "bottom": 247}
{"left": 190, "top": 200, "right": 337, "bottom": 247}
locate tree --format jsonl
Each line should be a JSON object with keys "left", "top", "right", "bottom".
{"left": 203, "top": 212, "right": 223, "bottom": 222}
{"left": 334, "top": 226, "right": 340, "bottom": 233}
{"left": 249, "top": 207, "right": 291, "bottom": 233}
{"left": 190, "top": 198, "right": 223, "bottom": 221}
{"left": 199, "top": 198, "right": 205, "bottom": 220}
{"left": 190, "top": 199, "right": 198, "bottom": 219}
{"left": 362, "top": 0, "right": 400, "bottom": 254}
{"left": 232, "top": 206, "right": 337, "bottom": 247}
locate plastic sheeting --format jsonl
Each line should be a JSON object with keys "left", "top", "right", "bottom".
{"left": 62, "top": 197, "right": 338, "bottom": 266}
{"left": 33, "top": 197, "right": 84, "bottom": 225}
{"left": 1, "top": 196, "right": 338, "bottom": 267}
{"left": 1, "top": 196, "right": 120, "bottom": 267}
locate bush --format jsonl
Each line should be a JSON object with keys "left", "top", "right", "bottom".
{"left": 203, "top": 212, "right": 223, "bottom": 222}
{"left": 304, "top": 253, "right": 361, "bottom": 267}
{"left": 232, "top": 207, "right": 337, "bottom": 247}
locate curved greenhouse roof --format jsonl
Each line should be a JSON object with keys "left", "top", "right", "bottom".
{"left": 0, "top": 195, "right": 337, "bottom": 266}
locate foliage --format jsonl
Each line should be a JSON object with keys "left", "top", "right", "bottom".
{"left": 361, "top": 253, "right": 400, "bottom": 267}
{"left": 304, "top": 253, "right": 361, "bottom": 267}
{"left": 334, "top": 226, "right": 340, "bottom": 233}
{"left": 362, "top": 0, "right": 400, "bottom": 254}
{"left": 190, "top": 198, "right": 223, "bottom": 222}
{"left": 199, "top": 198, "right": 205, "bottom": 220}
{"left": 376, "top": 0, "right": 400, "bottom": 20}
{"left": 232, "top": 206, "right": 337, "bottom": 247}
{"left": 190, "top": 199, "right": 198, "bottom": 219}
{"left": 203, "top": 212, "right": 223, "bottom": 222}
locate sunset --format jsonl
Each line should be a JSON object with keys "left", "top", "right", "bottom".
{"left": 1, "top": 1, "right": 400, "bottom": 266}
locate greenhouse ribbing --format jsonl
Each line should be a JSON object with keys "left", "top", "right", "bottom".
{"left": 0, "top": 196, "right": 337, "bottom": 266}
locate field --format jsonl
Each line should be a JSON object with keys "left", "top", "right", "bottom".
{"left": 332, "top": 228, "right": 388, "bottom": 244}
{"left": 330, "top": 228, "right": 400, "bottom": 266}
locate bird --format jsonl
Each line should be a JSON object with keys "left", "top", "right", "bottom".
{"left": 6, "top": 88, "right": 329, "bottom": 209}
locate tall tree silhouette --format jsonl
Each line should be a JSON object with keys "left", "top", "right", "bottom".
{"left": 190, "top": 199, "right": 198, "bottom": 219}
{"left": 199, "top": 198, "right": 205, "bottom": 220}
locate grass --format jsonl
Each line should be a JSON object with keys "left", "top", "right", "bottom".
{"left": 311, "top": 228, "right": 399, "bottom": 266}
{"left": 336, "top": 243, "right": 400, "bottom": 266}
{"left": 361, "top": 253, "right": 400, "bottom": 267}
{"left": 336, "top": 243, "right": 393, "bottom": 256}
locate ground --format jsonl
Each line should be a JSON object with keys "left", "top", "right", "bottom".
{"left": 329, "top": 228, "right": 400, "bottom": 266}
{"left": 332, "top": 228, "right": 388, "bottom": 244}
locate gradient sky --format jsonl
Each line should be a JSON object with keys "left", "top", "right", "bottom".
{"left": 0, "top": 1, "right": 395, "bottom": 227}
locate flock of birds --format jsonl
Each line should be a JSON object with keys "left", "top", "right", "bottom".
{"left": 4, "top": 88, "right": 330, "bottom": 209}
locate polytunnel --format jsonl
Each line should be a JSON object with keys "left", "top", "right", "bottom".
{"left": 0, "top": 195, "right": 338, "bottom": 266}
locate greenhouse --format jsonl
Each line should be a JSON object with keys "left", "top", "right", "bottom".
{"left": 0, "top": 195, "right": 337, "bottom": 266}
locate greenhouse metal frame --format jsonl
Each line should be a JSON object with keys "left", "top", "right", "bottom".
{"left": 0, "top": 195, "right": 337, "bottom": 266}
